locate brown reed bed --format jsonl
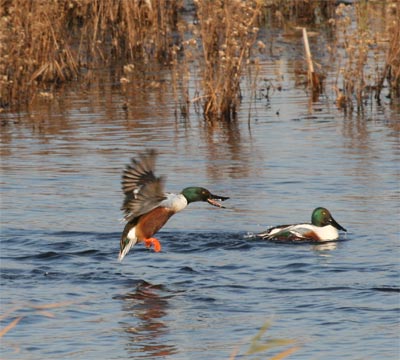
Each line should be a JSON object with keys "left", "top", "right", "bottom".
{"left": 1, "top": 0, "right": 398, "bottom": 118}
{"left": 0, "top": 0, "right": 181, "bottom": 109}
{"left": 263, "top": 0, "right": 337, "bottom": 24}
{"left": 191, "top": 0, "right": 262, "bottom": 122}
{"left": 261, "top": 0, "right": 399, "bottom": 112}
{"left": 376, "top": 2, "right": 400, "bottom": 100}
{"left": 331, "top": 1, "right": 399, "bottom": 111}
{"left": 0, "top": 1, "right": 79, "bottom": 107}
{"left": 0, "top": 0, "right": 263, "bottom": 121}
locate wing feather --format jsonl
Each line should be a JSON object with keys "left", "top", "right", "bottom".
{"left": 258, "top": 223, "right": 315, "bottom": 241}
{"left": 121, "top": 149, "right": 167, "bottom": 222}
{"left": 257, "top": 224, "right": 292, "bottom": 239}
{"left": 122, "top": 149, "right": 158, "bottom": 194}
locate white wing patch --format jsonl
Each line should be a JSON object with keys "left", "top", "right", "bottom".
{"left": 118, "top": 226, "right": 138, "bottom": 262}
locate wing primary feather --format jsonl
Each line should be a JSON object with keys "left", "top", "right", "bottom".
{"left": 121, "top": 149, "right": 158, "bottom": 194}
{"left": 120, "top": 149, "right": 167, "bottom": 222}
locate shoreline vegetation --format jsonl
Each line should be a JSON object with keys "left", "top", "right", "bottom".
{"left": 0, "top": 0, "right": 399, "bottom": 120}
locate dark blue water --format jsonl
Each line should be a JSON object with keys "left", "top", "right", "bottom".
{"left": 1, "top": 226, "right": 399, "bottom": 359}
{"left": 1, "top": 60, "right": 399, "bottom": 359}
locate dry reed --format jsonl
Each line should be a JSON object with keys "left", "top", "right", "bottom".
{"left": 376, "top": 2, "right": 400, "bottom": 100}
{"left": 75, "top": 0, "right": 181, "bottom": 64}
{"left": 302, "top": 27, "right": 323, "bottom": 95}
{"left": 0, "top": 1, "right": 79, "bottom": 106}
{"left": 1, "top": 0, "right": 397, "bottom": 117}
{"left": 0, "top": 0, "right": 181, "bottom": 109}
{"left": 332, "top": 1, "right": 399, "bottom": 111}
{"left": 193, "top": 0, "right": 262, "bottom": 122}
{"left": 263, "top": 0, "right": 336, "bottom": 25}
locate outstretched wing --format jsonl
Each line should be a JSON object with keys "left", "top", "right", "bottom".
{"left": 122, "top": 149, "right": 158, "bottom": 195}
{"left": 121, "top": 149, "right": 167, "bottom": 222}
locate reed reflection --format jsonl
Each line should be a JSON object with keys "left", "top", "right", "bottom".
{"left": 201, "top": 118, "right": 259, "bottom": 180}
{"left": 119, "top": 280, "right": 177, "bottom": 358}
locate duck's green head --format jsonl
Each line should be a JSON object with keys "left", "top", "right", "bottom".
{"left": 181, "top": 187, "right": 229, "bottom": 208}
{"left": 312, "top": 207, "right": 347, "bottom": 231}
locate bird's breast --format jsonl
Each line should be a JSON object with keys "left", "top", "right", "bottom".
{"left": 161, "top": 193, "right": 188, "bottom": 213}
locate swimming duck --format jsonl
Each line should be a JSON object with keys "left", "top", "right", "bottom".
{"left": 257, "top": 207, "right": 347, "bottom": 242}
{"left": 118, "top": 149, "right": 229, "bottom": 261}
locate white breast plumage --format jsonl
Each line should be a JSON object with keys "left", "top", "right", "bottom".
{"left": 313, "top": 225, "right": 339, "bottom": 240}
{"left": 160, "top": 193, "right": 188, "bottom": 213}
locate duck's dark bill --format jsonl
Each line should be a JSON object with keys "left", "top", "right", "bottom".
{"left": 207, "top": 194, "right": 229, "bottom": 208}
{"left": 330, "top": 217, "right": 347, "bottom": 232}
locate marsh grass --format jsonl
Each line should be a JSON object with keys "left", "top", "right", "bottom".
{"left": 332, "top": 1, "right": 399, "bottom": 111}
{"left": 75, "top": 0, "right": 181, "bottom": 64}
{"left": 376, "top": 3, "right": 400, "bottom": 100}
{"left": 1, "top": 0, "right": 398, "bottom": 117}
{"left": 193, "top": 0, "right": 262, "bottom": 122}
{"left": 0, "top": 0, "right": 264, "bottom": 120}
{"left": 263, "top": 0, "right": 336, "bottom": 24}
{"left": 0, "top": 0, "right": 181, "bottom": 108}
{"left": 0, "top": 1, "right": 79, "bottom": 106}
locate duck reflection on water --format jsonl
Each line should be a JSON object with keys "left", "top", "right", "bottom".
{"left": 118, "top": 280, "right": 178, "bottom": 358}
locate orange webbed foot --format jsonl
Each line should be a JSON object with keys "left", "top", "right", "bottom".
{"left": 143, "top": 238, "right": 162, "bottom": 252}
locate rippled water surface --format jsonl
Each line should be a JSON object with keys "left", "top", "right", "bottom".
{"left": 1, "top": 59, "right": 399, "bottom": 359}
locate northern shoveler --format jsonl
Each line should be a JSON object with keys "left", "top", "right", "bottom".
{"left": 257, "top": 207, "right": 347, "bottom": 242}
{"left": 118, "top": 149, "right": 229, "bottom": 261}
